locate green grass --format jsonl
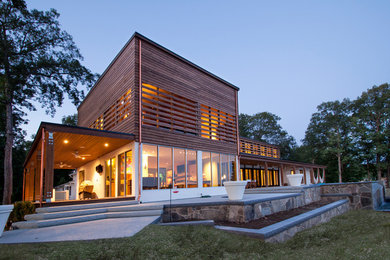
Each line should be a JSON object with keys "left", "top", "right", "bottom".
{"left": 1, "top": 210, "right": 389, "bottom": 260}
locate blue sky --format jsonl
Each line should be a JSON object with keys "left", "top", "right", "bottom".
{"left": 24, "top": 0, "right": 390, "bottom": 143}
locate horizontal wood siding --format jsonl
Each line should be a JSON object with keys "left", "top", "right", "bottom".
{"left": 140, "top": 39, "right": 238, "bottom": 154}
{"left": 78, "top": 39, "right": 138, "bottom": 140}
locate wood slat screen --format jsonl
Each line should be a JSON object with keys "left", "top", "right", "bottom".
{"left": 200, "top": 105, "right": 237, "bottom": 143}
{"left": 141, "top": 83, "right": 198, "bottom": 136}
{"left": 89, "top": 89, "right": 132, "bottom": 131}
{"left": 240, "top": 138, "right": 280, "bottom": 158}
{"left": 90, "top": 114, "right": 104, "bottom": 130}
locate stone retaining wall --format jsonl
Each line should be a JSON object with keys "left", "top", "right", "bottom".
{"left": 265, "top": 201, "right": 349, "bottom": 243}
{"left": 320, "top": 181, "right": 385, "bottom": 210}
{"left": 163, "top": 186, "right": 322, "bottom": 223}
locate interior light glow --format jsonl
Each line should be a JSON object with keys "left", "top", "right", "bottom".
{"left": 64, "top": 140, "right": 69, "bottom": 144}
{"left": 82, "top": 157, "right": 85, "bottom": 160}
{"left": 104, "top": 143, "right": 109, "bottom": 147}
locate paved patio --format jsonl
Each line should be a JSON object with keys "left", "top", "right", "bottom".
{"left": 0, "top": 216, "right": 159, "bottom": 244}
{"left": 0, "top": 193, "right": 301, "bottom": 244}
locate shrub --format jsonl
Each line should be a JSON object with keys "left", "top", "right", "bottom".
{"left": 9, "top": 201, "right": 35, "bottom": 223}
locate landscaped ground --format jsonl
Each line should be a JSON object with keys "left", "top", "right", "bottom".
{"left": 1, "top": 210, "right": 389, "bottom": 259}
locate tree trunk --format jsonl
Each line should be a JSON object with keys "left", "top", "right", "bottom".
{"left": 3, "top": 100, "right": 13, "bottom": 204}
{"left": 337, "top": 152, "right": 342, "bottom": 183}
{"left": 376, "top": 154, "right": 382, "bottom": 181}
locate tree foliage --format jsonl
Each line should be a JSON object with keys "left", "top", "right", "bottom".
{"left": 352, "top": 83, "right": 390, "bottom": 181}
{"left": 0, "top": 0, "right": 97, "bottom": 203}
{"left": 61, "top": 113, "right": 77, "bottom": 126}
{"left": 303, "top": 99, "right": 357, "bottom": 182}
{"left": 302, "top": 84, "right": 390, "bottom": 184}
{"left": 238, "top": 112, "right": 297, "bottom": 159}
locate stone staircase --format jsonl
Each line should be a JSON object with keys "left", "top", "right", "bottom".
{"left": 12, "top": 200, "right": 163, "bottom": 229}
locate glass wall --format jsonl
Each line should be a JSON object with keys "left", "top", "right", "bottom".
{"left": 211, "top": 153, "right": 220, "bottom": 187}
{"left": 105, "top": 157, "right": 116, "bottom": 197}
{"left": 142, "top": 144, "right": 199, "bottom": 189}
{"left": 125, "top": 151, "right": 132, "bottom": 195}
{"left": 202, "top": 152, "right": 236, "bottom": 187}
{"left": 142, "top": 144, "right": 158, "bottom": 190}
{"left": 174, "top": 148, "right": 186, "bottom": 188}
{"left": 240, "top": 165, "right": 280, "bottom": 187}
{"left": 202, "top": 152, "right": 211, "bottom": 187}
{"left": 118, "top": 153, "right": 126, "bottom": 196}
{"left": 159, "top": 146, "right": 173, "bottom": 189}
{"left": 187, "top": 150, "right": 197, "bottom": 188}
{"left": 220, "top": 154, "right": 229, "bottom": 185}
{"left": 118, "top": 150, "right": 133, "bottom": 196}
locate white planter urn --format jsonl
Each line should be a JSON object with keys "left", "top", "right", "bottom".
{"left": 286, "top": 174, "right": 303, "bottom": 186}
{"left": 224, "top": 181, "right": 248, "bottom": 200}
{"left": 0, "top": 204, "right": 13, "bottom": 237}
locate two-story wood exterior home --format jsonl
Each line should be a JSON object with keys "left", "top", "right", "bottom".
{"left": 22, "top": 33, "right": 326, "bottom": 205}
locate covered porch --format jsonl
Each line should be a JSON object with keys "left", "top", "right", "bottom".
{"left": 23, "top": 122, "right": 135, "bottom": 205}
{"left": 240, "top": 154, "right": 326, "bottom": 188}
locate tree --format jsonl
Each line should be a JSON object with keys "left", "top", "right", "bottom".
{"left": 62, "top": 113, "right": 77, "bottom": 126}
{"left": 238, "top": 112, "right": 297, "bottom": 159}
{"left": 0, "top": 0, "right": 97, "bottom": 204}
{"left": 353, "top": 83, "right": 390, "bottom": 182}
{"left": 303, "top": 99, "right": 356, "bottom": 183}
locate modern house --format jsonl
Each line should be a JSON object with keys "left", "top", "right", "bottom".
{"left": 22, "top": 32, "right": 326, "bottom": 204}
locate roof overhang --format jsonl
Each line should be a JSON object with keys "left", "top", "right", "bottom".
{"left": 24, "top": 122, "right": 135, "bottom": 169}
{"left": 240, "top": 153, "right": 327, "bottom": 169}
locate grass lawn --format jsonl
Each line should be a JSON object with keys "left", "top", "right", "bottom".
{"left": 1, "top": 210, "right": 389, "bottom": 260}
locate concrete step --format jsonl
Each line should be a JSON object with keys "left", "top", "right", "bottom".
{"left": 36, "top": 200, "right": 139, "bottom": 213}
{"left": 13, "top": 209, "right": 163, "bottom": 229}
{"left": 26, "top": 204, "right": 163, "bottom": 221}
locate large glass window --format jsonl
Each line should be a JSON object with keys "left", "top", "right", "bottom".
{"left": 221, "top": 154, "right": 231, "bottom": 185}
{"left": 202, "top": 152, "right": 211, "bottom": 187}
{"left": 142, "top": 144, "right": 158, "bottom": 190}
{"left": 211, "top": 153, "right": 220, "bottom": 187}
{"left": 159, "top": 146, "right": 173, "bottom": 189}
{"left": 174, "top": 148, "right": 186, "bottom": 188}
{"left": 187, "top": 150, "right": 197, "bottom": 188}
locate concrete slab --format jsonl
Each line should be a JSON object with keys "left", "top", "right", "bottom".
{"left": 0, "top": 216, "right": 159, "bottom": 244}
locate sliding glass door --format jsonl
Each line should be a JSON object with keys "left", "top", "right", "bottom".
{"left": 118, "top": 150, "right": 133, "bottom": 196}
{"left": 105, "top": 157, "right": 116, "bottom": 197}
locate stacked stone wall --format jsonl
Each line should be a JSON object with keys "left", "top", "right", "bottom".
{"left": 320, "top": 181, "right": 384, "bottom": 210}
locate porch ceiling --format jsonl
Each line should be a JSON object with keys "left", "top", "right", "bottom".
{"left": 24, "top": 122, "right": 135, "bottom": 169}
{"left": 53, "top": 132, "right": 132, "bottom": 169}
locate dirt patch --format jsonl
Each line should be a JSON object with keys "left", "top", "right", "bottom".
{"left": 215, "top": 200, "right": 332, "bottom": 229}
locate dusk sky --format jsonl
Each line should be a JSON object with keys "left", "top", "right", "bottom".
{"left": 24, "top": 1, "right": 390, "bottom": 143}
